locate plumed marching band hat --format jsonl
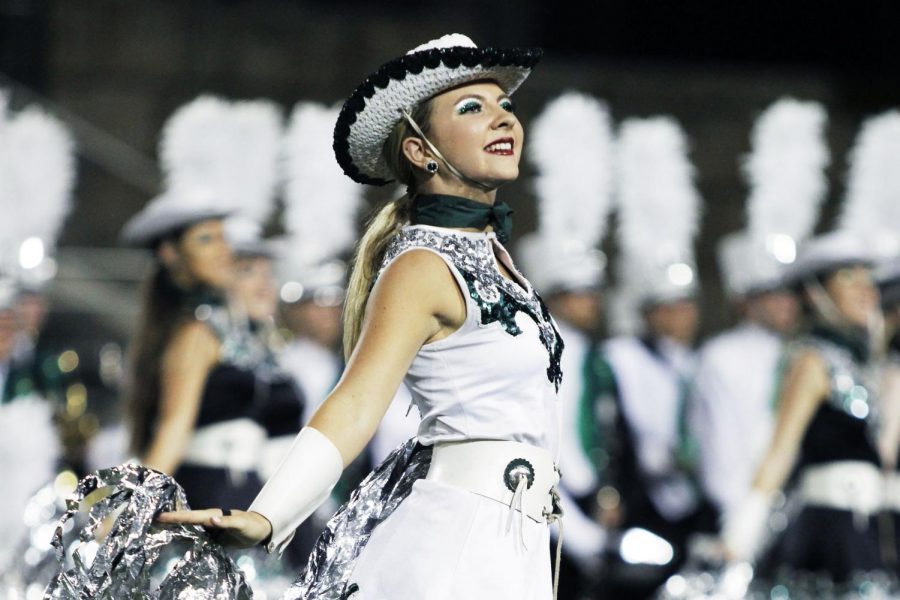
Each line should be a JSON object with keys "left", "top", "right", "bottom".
{"left": 517, "top": 91, "right": 614, "bottom": 295}
{"left": 610, "top": 116, "right": 702, "bottom": 333}
{"left": 333, "top": 33, "right": 542, "bottom": 186}
{"left": 518, "top": 234, "right": 606, "bottom": 295}
{"left": 717, "top": 232, "right": 794, "bottom": 298}
{"left": 280, "top": 102, "right": 364, "bottom": 306}
{"left": 718, "top": 98, "right": 830, "bottom": 299}
{"left": 226, "top": 216, "right": 278, "bottom": 259}
{"left": 0, "top": 97, "right": 76, "bottom": 290}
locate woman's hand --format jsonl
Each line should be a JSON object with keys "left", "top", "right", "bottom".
{"left": 157, "top": 508, "right": 273, "bottom": 548}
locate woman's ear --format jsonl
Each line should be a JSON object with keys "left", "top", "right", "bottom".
{"left": 401, "top": 136, "right": 431, "bottom": 172}
{"left": 157, "top": 240, "right": 180, "bottom": 269}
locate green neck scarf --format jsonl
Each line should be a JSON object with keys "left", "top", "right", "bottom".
{"left": 411, "top": 194, "right": 514, "bottom": 243}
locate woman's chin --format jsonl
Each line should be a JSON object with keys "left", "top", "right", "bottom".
{"left": 481, "top": 169, "right": 519, "bottom": 187}
{"left": 843, "top": 312, "right": 872, "bottom": 330}
{"left": 204, "top": 274, "right": 233, "bottom": 290}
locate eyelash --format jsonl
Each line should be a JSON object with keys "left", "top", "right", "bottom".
{"left": 454, "top": 99, "right": 517, "bottom": 115}
{"left": 456, "top": 100, "right": 482, "bottom": 115}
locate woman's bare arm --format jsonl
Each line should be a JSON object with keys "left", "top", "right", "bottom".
{"left": 751, "top": 350, "right": 830, "bottom": 493}
{"left": 878, "top": 363, "right": 900, "bottom": 470}
{"left": 158, "top": 249, "right": 465, "bottom": 540}
{"left": 142, "top": 321, "right": 220, "bottom": 474}
{"left": 309, "top": 249, "right": 465, "bottom": 466}
{"left": 722, "top": 350, "right": 830, "bottom": 559}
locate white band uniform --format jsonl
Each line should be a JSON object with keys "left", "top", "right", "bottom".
{"left": 426, "top": 440, "right": 561, "bottom": 523}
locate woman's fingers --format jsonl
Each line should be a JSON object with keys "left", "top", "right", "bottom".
{"left": 157, "top": 508, "right": 230, "bottom": 526}
{"left": 156, "top": 509, "right": 270, "bottom": 547}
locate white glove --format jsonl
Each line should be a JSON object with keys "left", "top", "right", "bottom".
{"left": 249, "top": 427, "right": 344, "bottom": 554}
{"left": 721, "top": 490, "right": 774, "bottom": 562}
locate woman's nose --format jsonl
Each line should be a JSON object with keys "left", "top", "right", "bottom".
{"left": 491, "top": 107, "right": 515, "bottom": 130}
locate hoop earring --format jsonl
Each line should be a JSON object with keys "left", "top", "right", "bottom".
{"left": 425, "top": 160, "right": 439, "bottom": 175}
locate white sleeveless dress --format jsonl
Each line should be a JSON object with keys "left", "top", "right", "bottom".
{"left": 347, "top": 224, "right": 564, "bottom": 600}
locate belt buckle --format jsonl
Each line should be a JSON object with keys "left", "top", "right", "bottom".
{"left": 503, "top": 458, "right": 535, "bottom": 492}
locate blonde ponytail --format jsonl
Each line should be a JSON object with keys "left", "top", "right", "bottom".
{"left": 342, "top": 194, "right": 412, "bottom": 358}
{"left": 342, "top": 98, "right": 434, "bottom": 359}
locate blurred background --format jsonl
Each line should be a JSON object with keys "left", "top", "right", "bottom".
{"left": 1, "top": 0, "right": 899, "bottom": 425}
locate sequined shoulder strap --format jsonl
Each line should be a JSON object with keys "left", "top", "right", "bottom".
{"left": 789, "top": 335, "right": 879, "bottom": 421}
{"left": 379, "top": 227, "right": 465, "bottom": 274}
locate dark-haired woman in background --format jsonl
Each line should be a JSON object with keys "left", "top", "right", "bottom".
{"left": 122, "top": 205, "right": 267, "bottom": 510}
{"left": 723, "top": 232, "right": 888, "bottom": 585}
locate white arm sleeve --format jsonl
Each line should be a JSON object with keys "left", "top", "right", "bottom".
{"left": 721, "top": 490, "right": 773, "bottom": 562}
{"left": 248, "top": 427, "right": 344, "bottom": 554}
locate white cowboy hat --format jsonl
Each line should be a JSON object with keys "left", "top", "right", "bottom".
{"left": 333, "top": 33, "right": 541, "bottom": 185}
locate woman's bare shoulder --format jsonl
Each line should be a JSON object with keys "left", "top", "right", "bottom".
{"left": 371, "top": 248, "right": 464, "bottom": 319}
{"left": 164, "top": 319, "right": 220, "bottom": 365}
{"left": 377, "top": 248, "right": 457, "bottom": 290}
{"left": 783, "top": 347, "right": 830, "bottom": 397}
{"left": 790, "top": 347, "right": 828, "bottom": 374}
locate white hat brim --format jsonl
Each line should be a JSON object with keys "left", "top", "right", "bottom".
{"left": 787, "top": 231, "right": 875, "bottom": 282}
{"left": 121, "top": 204, "right": 232, "bottom": 247}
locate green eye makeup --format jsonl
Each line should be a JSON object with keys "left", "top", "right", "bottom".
{"left": 456, "top": 99, "right": 483, "bottom": 115}
{"left": 500, "top": 99, "right": 516, "bottom": 113}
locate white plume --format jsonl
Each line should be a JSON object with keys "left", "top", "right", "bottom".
{"left": 282, "top": 102, "right": 365, "bottom": 266}
{"left": 528, "top": 91, "right": 615, "bottom": 246}
{"left": 610, "top": 116, "right": 701, "bottom": 334}
{"left": 743, "top": 98, "right": 829, "bottom": 244}
{"left": 0, "top": 102, "right": 75, "bottom": 264}
{"left": 838, "top": 110, "right": 900, "bottom": 258}
{"left": 0, "top": 396, "right": 60, "bottom": 566}
{"left": 160, "top": 96, "right": 282, "bottom": 225}
{"left": 614, "top": 116, "right": 701, "bottom": 266}
{"left": 229, "top": 100, "right": 283, "bottom": 224}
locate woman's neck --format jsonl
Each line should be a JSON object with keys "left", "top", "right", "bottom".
{"left": 810, "top": 319, "right": 870, "bottom": 362}
{"left": 417, "top": 180, "right": 498, "bottom": 206}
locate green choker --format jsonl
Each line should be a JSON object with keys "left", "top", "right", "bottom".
{"left": 411, "top": 194, "right": 513, "bottom": 243}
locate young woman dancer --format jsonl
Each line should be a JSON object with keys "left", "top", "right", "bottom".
{"left": 160, "top": 34, "right": 566, "bottom": 599}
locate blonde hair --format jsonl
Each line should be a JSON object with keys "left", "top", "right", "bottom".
{"left": 342, "top": 100, "right": 433, "bottom": 359}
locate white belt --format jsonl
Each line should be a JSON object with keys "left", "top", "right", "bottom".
{"left": 885, "top": 472, "right": 900, "bottom": 512}
{"left": 426, "top": 440, "right": 560, "bottom": 522}
{"left": 799, "top": 461, "right": 883, "bottom": 521}
{"left": 426, "top": 439, "right": 564, "bottom": 600}
{"left": 183, "top": 418, "right": 267, "bottom": 483}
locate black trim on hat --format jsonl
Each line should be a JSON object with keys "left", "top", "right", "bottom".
{"left": 333, "top": 46, "right": 542, "bottom": 186}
